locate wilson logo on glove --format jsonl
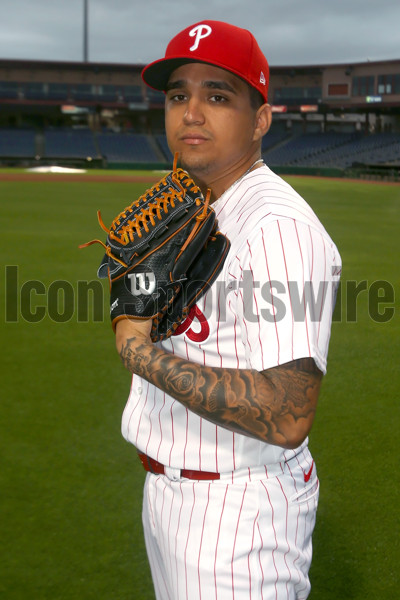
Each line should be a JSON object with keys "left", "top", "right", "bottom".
{"left": 80, "top": 154, "right": 230, "bottom": 342}
{"left": 127, "top": 272, "right": 156, "bottom": 296}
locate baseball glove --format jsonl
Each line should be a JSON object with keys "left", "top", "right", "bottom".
{"left": 80, "top": 155, "right": 230, "bottom": 342}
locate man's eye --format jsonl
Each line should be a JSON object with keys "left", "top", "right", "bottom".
{"left": 170, "top": 94, "right": 186, "bottom": 102}
{"left": 210, "top": 95, "right": 227, "bottom": 103}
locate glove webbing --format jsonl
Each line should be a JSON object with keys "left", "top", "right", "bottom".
{"left": 79, "top": 153, "right": 211, "bottom": 269}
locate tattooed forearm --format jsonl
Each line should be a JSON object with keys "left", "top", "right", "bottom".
{"left": 119, "top": 336, "right": 322, "bottom": 448}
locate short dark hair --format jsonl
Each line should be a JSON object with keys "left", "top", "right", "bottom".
{"left": 248, "top": 84, "right": 265, "bottom": 110}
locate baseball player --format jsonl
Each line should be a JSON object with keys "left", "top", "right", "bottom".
{"left": 115, "top": 21, "right": 341, "bottom": 600}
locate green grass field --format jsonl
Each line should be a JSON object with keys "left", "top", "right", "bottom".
{"left": 1, "top": 172, "right": 399, "bottom": 599}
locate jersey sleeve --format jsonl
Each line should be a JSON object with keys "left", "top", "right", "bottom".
{"left": 233, "top": 217, "right": 341, "bottom": 374}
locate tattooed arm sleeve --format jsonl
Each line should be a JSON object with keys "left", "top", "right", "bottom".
{"left": 118, "top": 333, "right": 322, "bottom": 449}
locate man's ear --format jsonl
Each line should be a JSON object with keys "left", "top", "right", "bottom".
{"left": 253, "top": 104, "right": 272, "bottom": 142}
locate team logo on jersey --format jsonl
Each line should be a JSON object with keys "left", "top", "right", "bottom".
{"left": 173, "top": 305, "right": 209, "bottom": 342}
{"left": 189, "top": 24, "right": 212, "bottom": 51}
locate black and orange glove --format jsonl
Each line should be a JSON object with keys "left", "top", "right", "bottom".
{"left": 80, "top": 156, "right": 230, "bottom": 342}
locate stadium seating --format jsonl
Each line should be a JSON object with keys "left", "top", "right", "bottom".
{"left": 314, "top": 132, "right": 400, "bottom": 167}
{"left": 95, "top": 132, "right": 159, "bottom": 163}
{"left": 0, "top": 128, "right": 36, "bottom": 157}
{"left": 0, "top": 82, "right": 20, "bottom": 99}
{"left": 262, "top": 132, "right": 357, "bottom": 166}
{"left": 155, "top": 134, "right": 173, "bottom": 162}
{"left": 123, "top": 85, "right": 145, "bottom": 103}
{"left": 261, "top": 131, "right": 400, "bottom": 168}
{"left": 262, "top": 127, "right": 291, "bottom": 152}
{"left": 1, "top": 127, "right": 400, "bottom": 169}
{"left": 43, "top": 128, "right": 99, "bottom": 159}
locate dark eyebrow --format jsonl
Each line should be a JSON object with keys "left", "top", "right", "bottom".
{"left": 202, "top": 80, "right": 237, "bottom": 94}
{"left": 165, "top": 79, "right": 237, "bottom": 94}
{"left": 165, "top": 80, "right": 186, "bottom": 92}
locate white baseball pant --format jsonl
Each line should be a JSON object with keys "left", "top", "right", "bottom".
{"left": 141, "top": 449, "right": 319, "bottom": 600}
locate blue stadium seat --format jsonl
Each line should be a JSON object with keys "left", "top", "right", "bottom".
{"left": 43, "top": 128, "right": 99, "bottom": 159}
{"left": 0, "top": 128, "right": 36, "bottom": 157}
{"left": 155, "top": 135, "right": 173, "bottom": 162}
{"left": 96, "top": 132, "right": 159, "bottom": 162}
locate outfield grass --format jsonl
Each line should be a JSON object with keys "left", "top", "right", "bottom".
{"left": 1, "top": 174, "right": 399, "bottom": 599}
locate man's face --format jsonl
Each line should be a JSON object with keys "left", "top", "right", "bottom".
{"left": 165, "top": 62, "right": 264, "bottom": 184}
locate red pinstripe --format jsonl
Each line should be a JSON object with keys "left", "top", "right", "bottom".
{"left": 317, "top": 234, "right": 327, "bottom": 344}
{"left": 156, "top": 392, "right": 166, "bottom": 461}
{"left": 145, "top": 387, "right": 157, "bottom": 456}
{"left": 135, "top": 384, "right": 150, "bottom": 446}
{"left": 232, "top": 431, "right": 236, "bottom": 471}
{"left": 247, "top": 240, "right": 264, "bottom": 368}
{"left": 183, "top": 408, "right": 188, "bottom": 469}
{"left": 294, "top": 220, "right": 311, "bottom": 358}
{"left": 260, "top": 480, "right": 279, "bottom": 599}
{"left": 230, "top": 307, "right": 240, "bottom": 368}
{"left": 277, "top": 221, "right": 295, "bottom": 362}
{"left": 168, "top": 401, "right": 176, "bottom": 467}
{"left": 262, "top": 226, "right": 280, "bottom": 364}
{"left": 124, "top": 376, "right": 142, "bottom": 440}
{"left": 184, "top": 483, "right": 196, "bottom": 600}
{"left": 167, "top": 483, "right": 176, "bottom": 588}
{"left": 285, "top": 453, "right": 303, "bottom": 586}
{"left": 236, "top": 259, "right": 253, "bottom": 359}
{"left": 248, "top": 510, "right": 259, "bottom": 600}
{"left": 237, "top": 198, "right": 271, "bottom": 235}
{"left": 173, "top": 483, "right": 184, "bottom": 598}
{"left": 308, "top": 225, "right": 314, "bottom": 280}
{"left": 214, "top": 485, "right": 229, "bottom": 600}
{"left": 199, "top": 418, "right": 202, "bottom": 471}
{"left": 240, "top": 289, "right": 252, "bottom": 354}
{"left": 197, "top": 483, "right": 211, "bottom": 600}
{"left": 159, "top": 480, "right": 169, "bottom": 569}
{"left": 216, "top": 179, "right": 248, "bottom": 215}
{"left": 216, "top": 286, "right": 222, "bottom": 366}
{"left": 215, "top": 426, "right": 219, "bottom": 474}
{"left": 276, "top": 476, "right": 293, "bottom": 596}
{"left": 231, "top": 483, "right": 248, "bottom": 599}
{"left": 147, "top": 477, "right": 157, "bottom": 530}
{"left": 256, "top": 521, "right": 265, "bottom": 600}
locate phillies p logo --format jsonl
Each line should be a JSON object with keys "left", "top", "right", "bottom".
{"left": 189, "top": 24, "right": 212, "bottom": 51}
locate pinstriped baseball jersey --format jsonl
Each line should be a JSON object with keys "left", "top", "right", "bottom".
{"left": 121, "top": 165, "right": 341, "bottom": 472}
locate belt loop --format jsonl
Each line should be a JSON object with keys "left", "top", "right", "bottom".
{"left": 138, "top": 452, "right": 158, "bottom": 475}
{"left": 144, "top": 455, "right": 156, "bottom": 474}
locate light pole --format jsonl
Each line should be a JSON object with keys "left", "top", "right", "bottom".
{"left": 83, "top": 0, "right": 89, "bottom": 62}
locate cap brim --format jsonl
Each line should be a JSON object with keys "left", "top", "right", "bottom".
{"left": 142, "top": 57, "right": 213, "bottom": 91}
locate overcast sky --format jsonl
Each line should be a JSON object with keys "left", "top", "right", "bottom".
{"left": 0, "top": 0, "right": 399, "bottom": 67}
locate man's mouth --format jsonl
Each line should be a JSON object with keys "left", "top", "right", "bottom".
{"left": 180, "top": 133, "right": 209, "bottom": 145}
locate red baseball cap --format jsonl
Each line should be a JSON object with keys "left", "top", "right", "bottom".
{"left": 141, "top": 20, "right": 269, "bottom": 103}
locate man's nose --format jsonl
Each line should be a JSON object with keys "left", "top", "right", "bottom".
{"left": 183, "top": 98, "right": 205, "bottom": 125}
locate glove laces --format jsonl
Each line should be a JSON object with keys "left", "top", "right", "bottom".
{"left": 79, "top": 152, "right": 211, "bottom": 268}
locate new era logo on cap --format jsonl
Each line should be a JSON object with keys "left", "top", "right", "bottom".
{"left": 142, "top": 20, "right": 270, "bottom": 103}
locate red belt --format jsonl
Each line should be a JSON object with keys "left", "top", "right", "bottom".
{"left": 138, "top": 452, "right": 220, "bottom": 481}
